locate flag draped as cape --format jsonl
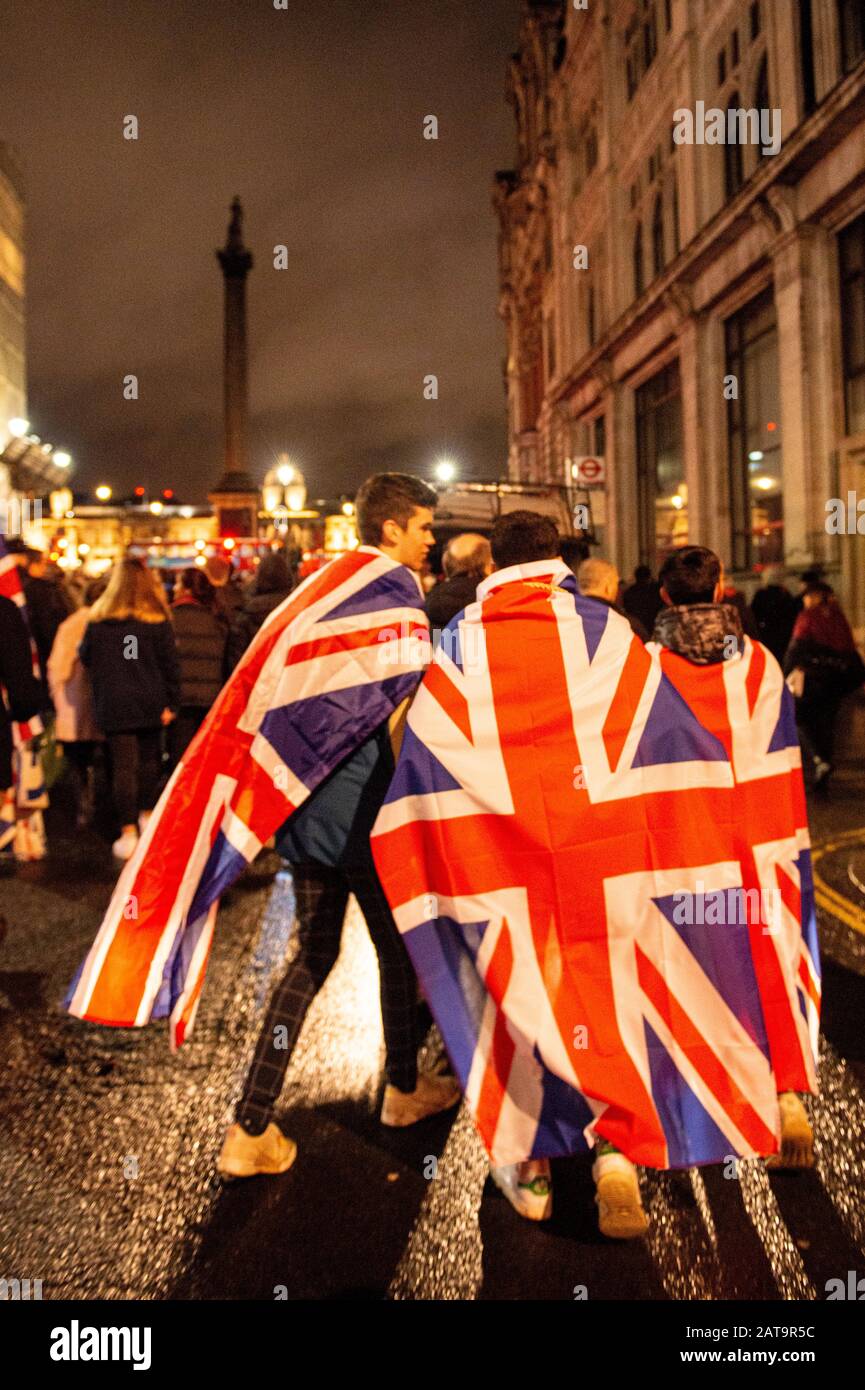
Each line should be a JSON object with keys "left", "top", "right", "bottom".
{"left": 67, "top": 547, "right": 429, "bottom": 1048}
{"left": 372, "top": 559, "right": 819, "bottom": 1169}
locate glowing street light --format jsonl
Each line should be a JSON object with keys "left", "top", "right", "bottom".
{"left": 53, "top": 450, "right": 72, "bottom": 468}
{"left": 149, "top": 500, "right": 163, "bottom": 515}
{"left": 435, "top": 458, "right": 457, "bottom": 483}
{"left": 95, "top": 484, "right": 112, "bottom": 501}
{"left": 8, "top": 417, "right": 29, "bottom": 438}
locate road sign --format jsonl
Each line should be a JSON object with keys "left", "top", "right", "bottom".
{"left": 572, "top": 455, "right": 605, "bottom": 487}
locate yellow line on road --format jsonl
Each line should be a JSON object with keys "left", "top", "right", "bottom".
{"left": 811, "top": 826, "right": 865, "bottom": 936}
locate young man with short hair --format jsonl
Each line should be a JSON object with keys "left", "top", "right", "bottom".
{"left": 218, "top": 472, "right": 460, "bottom": 1179}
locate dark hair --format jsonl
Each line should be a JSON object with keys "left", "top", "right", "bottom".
{"left": 84, "top": 576, "right": 109, "bottom": 606}
{"left": 634, "top": 564, "right": 652, "bottom": 583}
{"left": 803, "top": 581, "right": 834, "bottom": 603}
{"left": 178, "top": 566, "right": 217, "bottom": 608}
{"left": 659, "top": 546, "right": 721, "bottom": 605}
{"left": 490, "top": 510, "right": 560, "bottom": 569}
{"left": 559, "top": 535, "right": 590, "bottom": 572}
{"left": 354, "top": 472, "right": 438, "bottom": 545}
{"left": 254, "top": 552, "right": 293, "bottom": 595}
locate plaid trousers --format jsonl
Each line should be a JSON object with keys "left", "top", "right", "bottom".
{"left": 235, "top": 857, "right": 419, "bottom": 1134}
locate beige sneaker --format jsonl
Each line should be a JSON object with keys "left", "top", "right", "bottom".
{"left": 490, "top": 1159, "right": 553, "bottom": 1221}
{"left": 593, "top": 1152, "right": 648, "bottom": 1239}
{"left": 765, "top": 1092, "right": 814, "bottom": 1170}
{"left": 217, "top": 1122, "right": 297, "bottom": 1179}
{"left": 380, "top": 1071, "right": 461, "bottom": 1127}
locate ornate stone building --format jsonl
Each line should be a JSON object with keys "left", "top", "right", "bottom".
{"left": 495, "top": 0, "right": 865, "bottom": 623}
{"left": 0, "top": 140, "right": 26, "bottom": 449}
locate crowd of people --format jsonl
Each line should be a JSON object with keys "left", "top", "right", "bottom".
{"left": 1, "top": 518, "right": 860, "bottom": 864}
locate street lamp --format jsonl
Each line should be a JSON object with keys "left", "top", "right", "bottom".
{"left": 435, "top": 458, "right": 457, "bottom": 484}
{"left": 149, "top": 500, "right": 163, "bottom": 515}
{"left": 95, "top": 484, "right": 112, "bottom": 501}
{"left": 53, "top": 450, "right": 72, "bottom": 469}
{"left": 8, "top": 417, "right": 29, "bottom": 438}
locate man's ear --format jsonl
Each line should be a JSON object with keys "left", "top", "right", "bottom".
{"left": 660, "top": 585, "right": 673, "bottom": 607}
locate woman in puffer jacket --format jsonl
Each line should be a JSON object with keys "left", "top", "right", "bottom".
{"left": 169, "top": 566, "right": 229, "bottom": 766}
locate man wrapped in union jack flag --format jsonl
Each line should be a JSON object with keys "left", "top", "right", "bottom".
{"left": 372, "top": 516, "right": 819, "bottom": 1237}
{"left": 67, "top": 474, "right": 461, "bottom": 1179}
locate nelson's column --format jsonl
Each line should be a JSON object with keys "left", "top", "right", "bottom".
{"left": 209, "top": 197, "right": 259, "bottom": 538}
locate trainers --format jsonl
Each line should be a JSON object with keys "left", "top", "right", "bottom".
{"left": 380, "top": 1070, "right": 461, "bottom": 1127}
{"left": 112, "top": 828, "right": 139, "bottom": 860}
{"left": 217, "top": 1121, "right": 297, "bottom": 1179}
{"left": 490, "top": 1159, "right": 552, "bottom": 1221}
{"left": 593, "top": 1152, "right": 648, "bottom": 1239}
{"left": 766, "top": 1092, "right": 814, "bottom": 1170}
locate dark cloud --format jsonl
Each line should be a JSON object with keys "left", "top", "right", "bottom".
{"left": 0, "top": 0, "right": 519, "bottom": 501}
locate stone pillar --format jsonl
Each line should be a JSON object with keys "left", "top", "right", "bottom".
{"left": 210, "top": 198, "right": 259, "bottom": 537}
{"left": 772, "top": 221, "right": 841, "bottom": 569}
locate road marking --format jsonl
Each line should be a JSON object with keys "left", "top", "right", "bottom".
{"left": 812, "top": 827, "right": 865, "bottom": 936}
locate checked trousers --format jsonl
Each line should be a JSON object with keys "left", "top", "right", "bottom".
{"left": 235, "top": 857, "right": 420, "bottom": 1135}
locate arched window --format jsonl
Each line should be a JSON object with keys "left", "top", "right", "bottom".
{"left": 652, "top": 196, "right": 665, "bottom": 277}
{"left": 724, "top": 91, "right": 745, "bottom": 197}
{"left": 634, "top": 222, "right": 645, "bottom": 298}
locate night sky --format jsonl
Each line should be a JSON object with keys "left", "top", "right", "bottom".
{"left": 0, "top": 0, "right": 520, "bottom": 503}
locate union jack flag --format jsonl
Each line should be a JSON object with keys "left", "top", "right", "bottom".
{"left": 371, "top": 559, "right": 820, "bottom": 1169}
{"left": 67, "top": 547, "right": 430, "bottom": 1048}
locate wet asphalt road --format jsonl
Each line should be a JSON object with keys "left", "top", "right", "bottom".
{"left": 1, "top": 760, "right": 865, "bottom": 1302}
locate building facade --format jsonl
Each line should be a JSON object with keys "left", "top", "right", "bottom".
{"left": 494, "top": 0, "right": 865, "bottom": 625}
{"left": 0, "top": 140, "right": 27, "bottom": 521}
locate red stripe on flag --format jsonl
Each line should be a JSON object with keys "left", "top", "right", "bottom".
{"left": 745, "top": 641, "right": 766, "bottom": 719}
{"left": 474, "top": 921, "right": 516, "bottom": 1152}
{"left": 636, "top": 945, "right": 777, "bottom": 1155}
{"left": 423, "top": 660, "right": 473, "bottom": 745}
{"left": 603, "top": 638, "right": 651, "bottom": 773}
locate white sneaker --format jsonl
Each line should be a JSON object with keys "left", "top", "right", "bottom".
{"left": 592, "top": 1151, "right": 648, "bottom": 1239}
{"left": 112, "top": 828, "right": 139, "bottom": 860}
{"left": 490, "top": 1159, "right": 552, "bottom": 1221}
{"left": 380, "top": 1070, "right": 461, "bottom": 1126}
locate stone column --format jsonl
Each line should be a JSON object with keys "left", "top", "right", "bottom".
{"left": 210, "top": 198, "right": 259, "bottom": 537}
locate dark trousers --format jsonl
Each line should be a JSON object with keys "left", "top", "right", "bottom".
{"left": 167, "top": 707, "right": 207, "bottom": 768}
{"left": 235, "top": 858, "right": 419, "bottom": 1134}
{"left": 796, "top": 692, "right": 841, "bottom": 765}
{"left": 107, "top": 729, "right": 163, "bottom": 827}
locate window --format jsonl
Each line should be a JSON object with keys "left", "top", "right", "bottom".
{"left": 754, "top": 56, "right": 772, "bottom": 152}
{"left": 750, "top": 1, "right": 761, "bottom": 40}
{"left": 725, "top": 288, "right": 783, "bottom": 570}
{"left": 724, "top": 92, "right": 745, "bottom": 196}
{"left": 671, "top": 172, "right": 681, "bottom": 256}
{"left": 587, "top": 282, "right": 597, "bottom": 348}
{"left": 593, "top": 414, "right": 606, "bottom": 459}
{"left": 664, "top": 0, "right": 672, "bottom": 33}
{"left": 545, "top": 312, "right": 557, "bottom": 381}
{"left": 626, "top": 2, "right": 660, "bottom": 100}
{"left": 652, "top": 197, "right": 665, "bottom": 278}
{"left": 630, "top": 182, "right": 639, "bottom": 209}
{"left": 718, "top": 48, "right": 727, "bottom": 85}
{"left": 839, "top": 214, "right": 865, "bottom": 436}
{"left": 636, "top": 360, "right": 685, "bottom": 567}
{"left": 838, "top": 0, "right": 865, "bottom": 73}
{"left": 799, "top": 3, "right": 816, "bottom": 114}
{"left": 634, "top": 223, "right": 645, "bottom": 298}
{"left": 731, "top": 29, "right": 740, "bottom": 69}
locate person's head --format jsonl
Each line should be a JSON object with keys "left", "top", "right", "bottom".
{"left": 354, "top": 472, "right": 437, "bottom": 572}
{"left": 798, "top": 567, "right": 821, "bottom": 592}
{"left": 253, "top": 552, "right": 293, "bottom": 595}
{"left": 89, "top": 558, "right": 170, "bottom": 623}
{"left": 490, "top": 511, "right": 560, "bottom": 570}
{"left": 204, "top": 556, "right": 231, "bottom": 588}
{"left": 634, "top": 564, "right": 652, "bottom": 584}
{"left": 177, "top": 566, "right": 217, "bottom": 607}
{"left": 559, "top": 535, "right": 590, "bottom": 575}
{"left": 442, "top": 532, "right": 492, "bottom": 580}
{"left": 577, "top": 557, "right": 620, "bottom": 603}
{"left": 762, "top": 563, "right": 787, "bottom": 588}
{"left": 802, "top": 581, "right": 834, "bottom": 609}
{"left": 5, "top": 539, "right": 40, "bottom": 571}
{"left": 83, "top": 576, "right": 109, "bottom": 607}
{"left": 659, "top": 546, "right": 723, "bottom": 606}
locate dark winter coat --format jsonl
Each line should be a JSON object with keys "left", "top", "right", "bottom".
{"left": 171, "top": 598, "right": 229, "bottom": 708}
{"left": 227, "top": 557, "right": 294, "bottom": 668}
{"left": 751, "top": 585, "right": 798, "bottom": 663}
{"left": 79, "top": 617, "right": 181, "bottom": 733}
{"left": 622, "top": 578, "right": 663, "bottom": 636}
{"left": 0, "top": 595, "right": 45, "bottom": 788}
{"left": 23, "top": 573, "right": 75, "bottom": 675}
{"left": 425, "top": 572, "right": 482, "bottom": 638}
